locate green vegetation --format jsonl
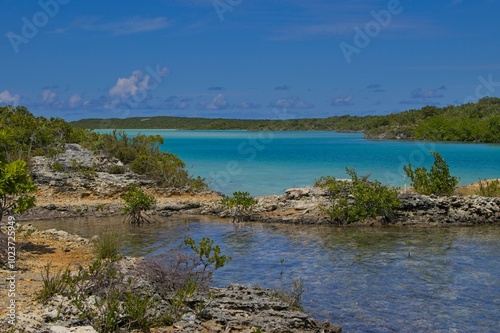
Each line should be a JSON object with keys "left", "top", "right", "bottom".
{"left": 71, "top": 97, "right": 500, "bottom": 143}
{"left": 184, "top": 236, "right": 232, "bottom": 272}
{"left": 317, "top": 168, "right": 400, "bottom": 224}
{"left": 220, "top": 191, "right": 258, "bottom": 222}
{"left": 477, "top": 179, "right": 500, "bottom": 197}
{"left": 0, "top": 159, "right": 36, "bottom": 222}
{"left": 92, "top": 232, "right": 123, "bottom": 261}
{"left": 0, "top": 105, "right": 206, "bottom": 191}
{"left": 404, "top": 151, "right": 459, "bottom": 196}
{"left": 91, "top": 130, "right": 206, "bottom": 188}
{"left": 36, "top": 263, "right": 68, "bottom": 303}
{"left": 36, "top": 237, "right": 232, "bottom": 332}
{"left": 122, "top": 185, "right": 157, "bottom": 225}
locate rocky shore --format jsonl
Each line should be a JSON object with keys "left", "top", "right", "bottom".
{"left": 22, "top": 144, "right": 499, "bottom": 226}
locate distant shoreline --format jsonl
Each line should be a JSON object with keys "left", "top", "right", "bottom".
{"left": 70, "top": 97, "right": 500, "bottom": 144}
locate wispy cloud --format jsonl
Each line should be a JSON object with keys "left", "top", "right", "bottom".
{"left": 398, "top": 64, "right": 500, "bottom": 71}
{"left": 274, "top": 84, "right": 291, "bottom": 91}
{"left": 268, "top": 97, "right": 313, "bottom": 109}
{"left": 331, "top": 95, "right": 353, "bottom": 106}
{"left": 367, "top": 84, "right": 385, "bottom": 93}
{"left": 411, "top": 86, "right": 446, "bottom": 99}
{"left": 208, "top": 86, "right": 225, "bottom": 91}
{"left": 0, "top": 90, "right": 21, "bottom": 106}
{"left": 197, "top": 94, "right": 231, "bottom": 110}
{"left": 70, "top": 16, "right": 170, "bottom": 35}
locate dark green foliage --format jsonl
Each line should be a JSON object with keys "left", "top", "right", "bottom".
{"left": 71, "top": 97, "right": 500, "bottom": 143}
{"left": 122, "top": 185, "right": 157, "bottom": 225}
{"left": 318, "top": 168, "right": 400, "bottom": 224}
{"left": 220, "top": 191, "right": 258, "bottom": 222}
{"left": 404, "top": 151, "right": 459, "bottom": 195}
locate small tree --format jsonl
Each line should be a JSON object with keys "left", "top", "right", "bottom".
{"left": 0, "top": 159, "right": 36, "bottom": 223}
{"left": 122, "top": 185, "right": 156, "bottom": 225}
{"left": 220, "top": 191, "right": 258, "bottom": 222}
{"left": 184, "top": 237, "right": 232, "bottom": 274}
{"left": 404, "top": 151, "right": 459, "bottom": 195}
{"left": 318, "top": 168, "right": 400, "bottom": 224}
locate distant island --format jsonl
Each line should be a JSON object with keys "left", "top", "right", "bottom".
{"left": 71, "top": 97, "right": 500, "bottom": 143}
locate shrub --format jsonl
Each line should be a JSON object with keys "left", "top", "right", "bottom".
{"left": 36, "top": 263, "right": 69, "bottom": 303}
{"left": 107, "top": 164, "right": 126, "bottom": 174}
{"left": 220, "top": 191, "right": 258, "bottom": 222}
{"left": 184, "top": 237, "right": 232, "bottom": 273}
{"left": 273, "top": 277, "right": 305, "bottom": 311}
{"left": 477, "top": 179, "right": 500, "bottom": 197}
{"left": 92, "top": 232, "right": 123, "bottom": 261}
{"left": 0, "top": 160, "right": 36, "bottom": 223}
{"left": 122, "top": 185, "right": 157, "bottom": 225}
{"left": 318, "top": 168, "right": 400, "bottom": 224}
{"left": 50, "top": 162, "right": 64, "bottom": 172}
{"left": 404, "top": 151, "right": 459, "bottom": 195}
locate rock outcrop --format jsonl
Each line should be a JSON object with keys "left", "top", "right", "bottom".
{"left": 31, "top": 143, "right": 153, "bottom": 200}
{"left": 219, "top": 187, "right": 500, "bottom": 225}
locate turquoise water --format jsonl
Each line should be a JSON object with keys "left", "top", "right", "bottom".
{"left": 31, "top": 216, "right": 500, "bottom": 333}
{"left": 108, "top": 130, "right": 500, "bottom": 196}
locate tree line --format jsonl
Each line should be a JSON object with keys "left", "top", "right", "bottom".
{"left": 71, "top": 97, "right": 500, "bottom": 143}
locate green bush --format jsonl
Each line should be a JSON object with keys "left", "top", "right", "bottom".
{"left": 122, "top": 185, "right": 157, "bottom": 225}
{"left": 107, "top": 164, "right": 126, "bottom": 174}
{"left": 92, "top": 232, "right": 123, "bottom": 261}
{"left": 36, "top": 263, "right": 69, "bottom": 303}
{"left": 220, "top": 191, "right": 258, "bottom": 222}
{"left": 477, "top": 179, "right": 500, "bottom": 197}
{"left": 50, "top": 162, "right": 64, "bottom": 172}
{"left": 318, "top": 168, "right": 400, "bottom": 224}
{"left": 184, "top": 237, "right": 232, "bottom": 273}
{"left": 404, "top": 151, "right": 459, "bottom": 195}
{"left": 0, "top": 159, "right": 36, "bottom": 222}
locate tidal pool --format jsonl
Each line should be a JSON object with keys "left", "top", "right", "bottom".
{"left": 30, "top": 216, "right": 500, "bottom": 333}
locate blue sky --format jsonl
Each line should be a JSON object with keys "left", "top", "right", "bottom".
{"left": 1, "top": 0, "right": 500, "bottom": 120}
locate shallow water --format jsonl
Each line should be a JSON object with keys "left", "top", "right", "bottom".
{"left": 31, "top": 216, "right": 500, "bottom": 333}
{"left": 98, "top": 130, "right": 500, "bottom": 196}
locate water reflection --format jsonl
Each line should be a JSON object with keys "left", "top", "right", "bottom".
{"left": 30, "top": 217, "right": 500, "bottom": 333}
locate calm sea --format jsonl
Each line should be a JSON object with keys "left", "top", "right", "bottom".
{"left": 110, "top": 130, "right": 500, "bottom": 196}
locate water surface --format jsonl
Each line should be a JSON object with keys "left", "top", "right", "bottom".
{"left": 98, "top": 130, "right": 500, "bottom": 196}
{"left": 31, "top": 216, "right": 500, "bottom": 333}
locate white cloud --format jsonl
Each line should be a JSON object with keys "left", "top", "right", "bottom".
{"left": 0, "top": 90, "right": 20, "bottom": 106}
{"left": 41, "top": 89, "right": 59, "bottom": 105}
{"left": 197, "top": 94, "right": 230, "bottom": 110}
{"left": 331, "top": 95, "right": 353, "bottom": 106}
{"left": 69, "top": 94, "right": 82, "bottom": 108}
{"left": 106, "top": 67, "right": 169, "bottom": 109}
